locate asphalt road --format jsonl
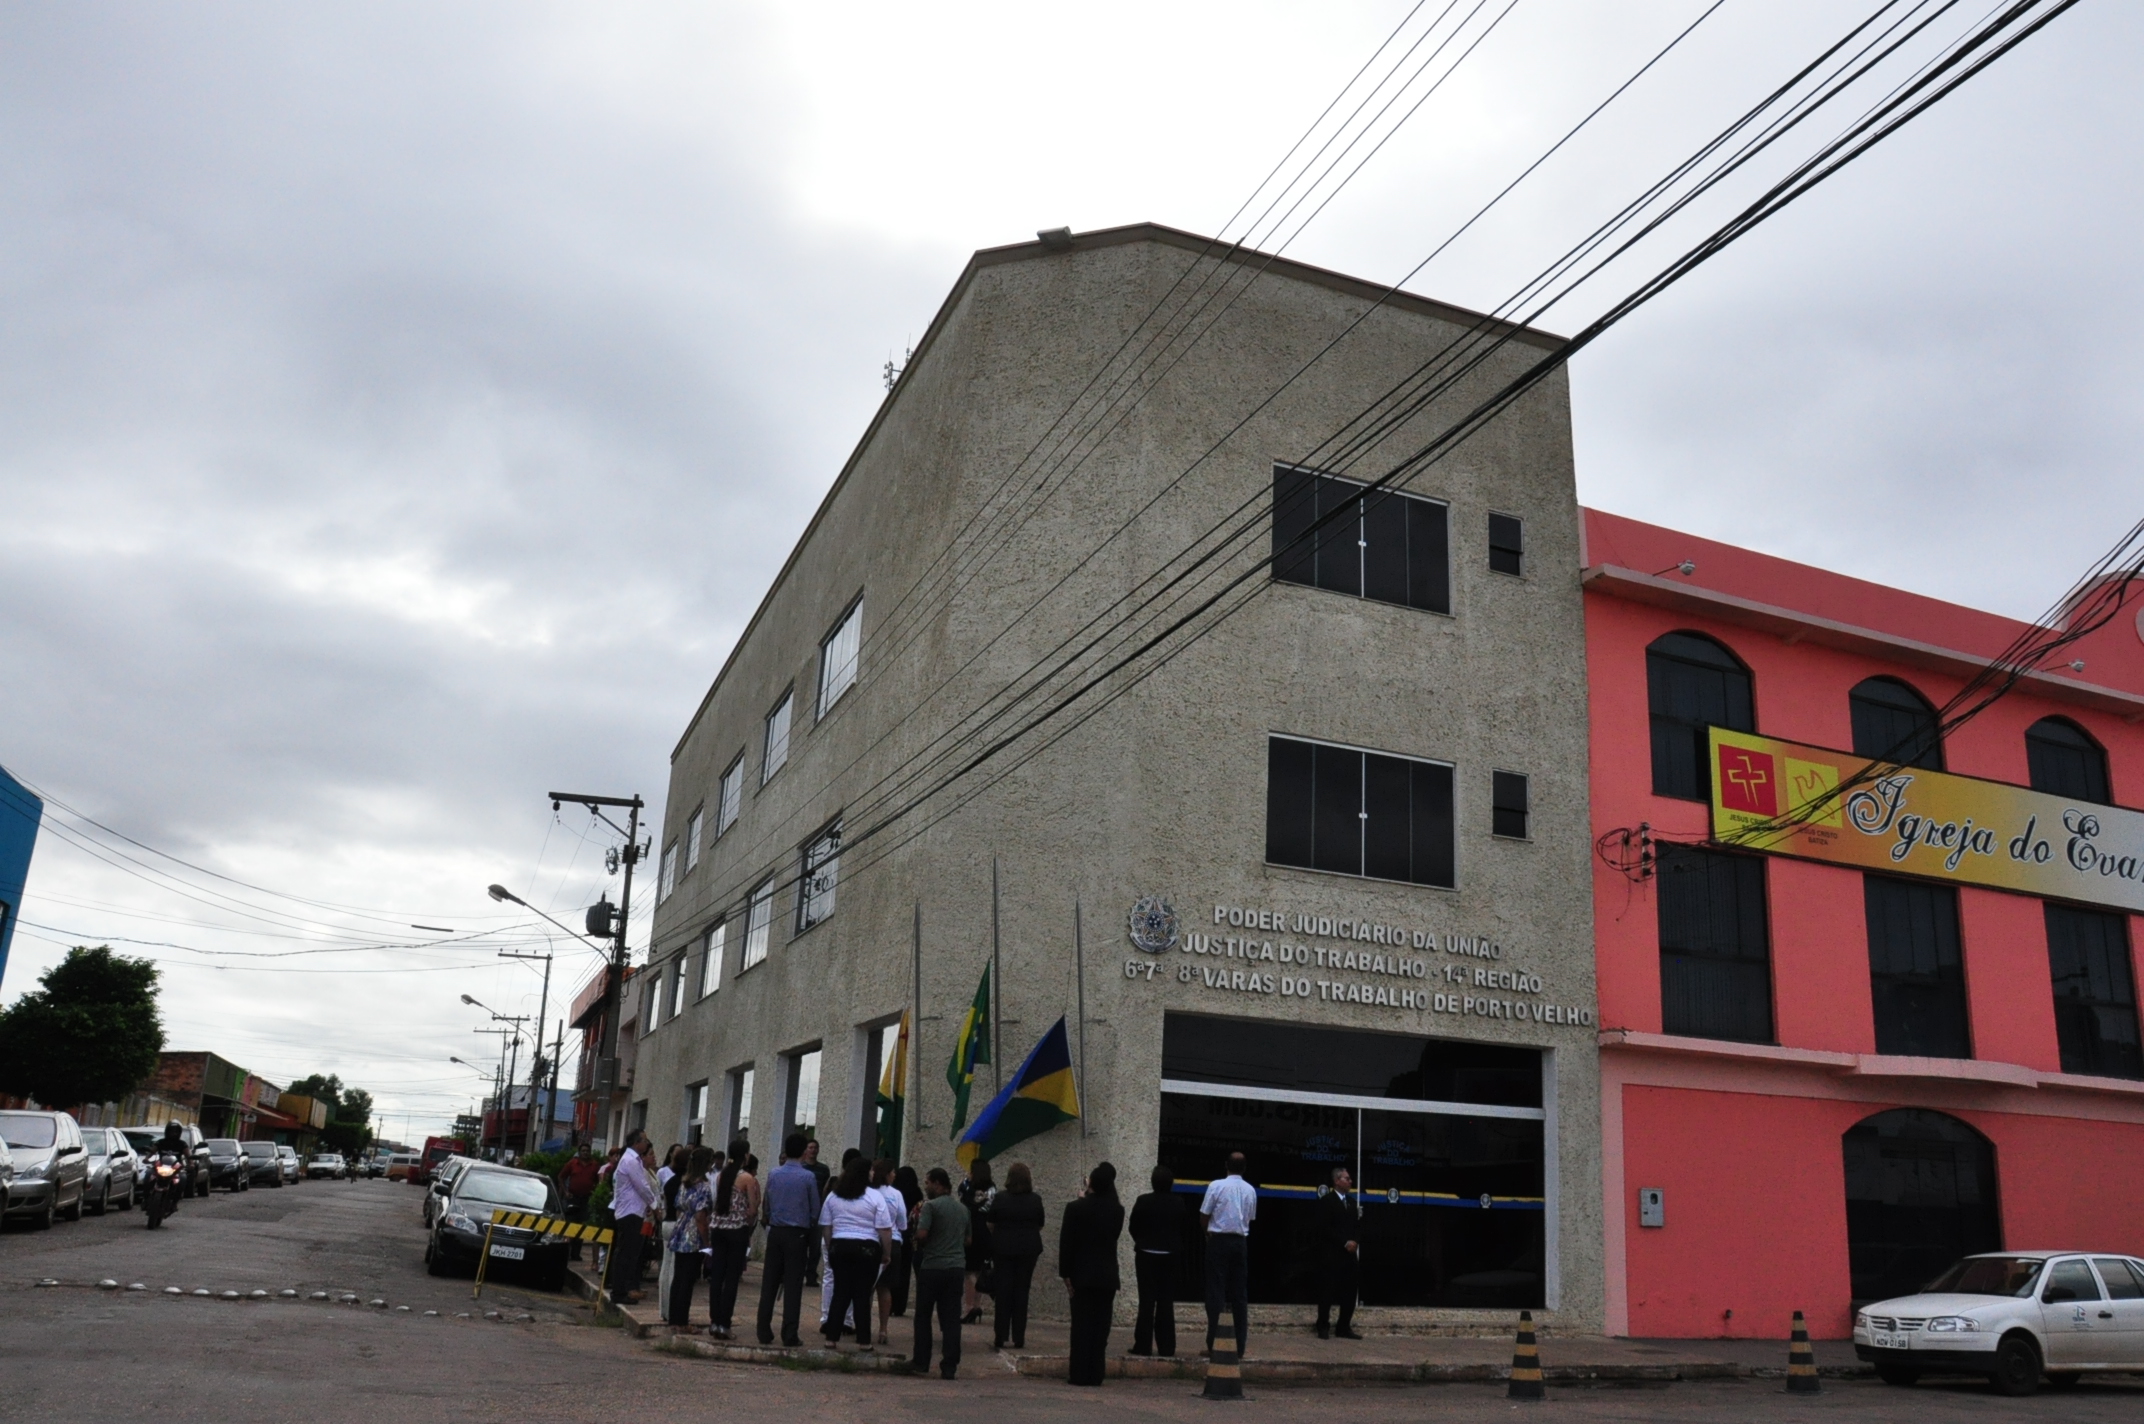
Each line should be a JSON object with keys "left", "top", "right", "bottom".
{"left": 5, "top": 1181, "right": 2140, "bottom": 1422}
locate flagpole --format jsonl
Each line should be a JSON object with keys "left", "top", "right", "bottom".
{"left": 1074, "top": 895, "right": 1086, "bottom": 1139}
{"left": 991, "top": 856, "right": 1003, "bottom": 1092}
{"left": 911, "top": 900, "right": 922, "bottom": 1142}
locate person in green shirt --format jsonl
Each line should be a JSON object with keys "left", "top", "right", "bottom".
{"left": 907, "top": 1167, "right": 972, "bottom": 1378}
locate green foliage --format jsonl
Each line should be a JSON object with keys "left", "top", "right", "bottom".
{"left": 320, "top": 1118, "right": 373, "bottom": 1158}
{"left": 0, "top": 946, "right": 164, "bottom": 1108}
{"left": 286, "top": 1072, "right": 374, "bottom": 1156}
{"left": 287, "top": 1072, "right": 343, "bottom": 1100}
{"left": 519, "top": 1149, "right": 567, "bottom": 1179}
{"left": 338, "top": 1087, "right": 373, "bottom": 1124}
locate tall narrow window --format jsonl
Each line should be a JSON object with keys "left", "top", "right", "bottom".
{"left": 742, "top": 879, "right": 774, "bottom": 969}
{"left": 728, "top": 1067, "right": 755, "bottom": 1139}
{"left": 797, "top": 821, "right": 841, "bottom": 932}
{"left": 1491, "top": 770, "right": 1529, "bottom": 839}
{"left": 685, "top": 809, "right": 704, "bottom": 871}
{"left": 763, "top": 691, "right": 793, "bottom": 784}
{"left": 684, "top": 1081, "right": 709, "bottom": 1146}
{"left": 717, "top": 756, "right": 744, "bottom": 834}
{"left": 658, "top": 842, "right": 678, "bottom": 903}
{"left": 1850, "top": 677, "right": 1943, "bottom": 770}
{"left": 818, "top": 600, "right": 862, "bottom": 717}
{"left": 1863, "top": 876, "right": 1970, "bottom": 1058}
{"left": 1264, "top": 735, "right": 1454, "bottom": 888}
{"left": 2045, "top": 904, "right": 2142, "bottom": 1079}
{"left": 700, "top": 921, "right": 725, "bottom": 997}
{"left": 640, "top": 971, "right": 661, "bottom": 1034}
{"left": 670, "top": 954, "right": 689, "bottom": 1018}
{"left": 1656, "top": 845, "right": 1773, "bottom": 1043}
{"left": 2026, "top": 718, "right": 2110, "bottom": 804}
{"left": 1647, "top": 632, "right": 1754, "bottom": 801}
{"left": 1271, "top": 465, "right": 1449, "bottom": 615}
{"left": 1488, "top": 513, "right": 1524, "bottom": 576}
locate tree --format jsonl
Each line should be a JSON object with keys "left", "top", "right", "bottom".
{"left": 285, "top": 1073, "right": 376, "bottom": 1157}
{"left": 286, "top": 1072, "right": 344, "bottom": 1101}
{"left": 0, "top": 946, "right": 164, "bottom": 1108}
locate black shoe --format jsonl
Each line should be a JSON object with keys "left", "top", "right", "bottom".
{"left": 941, "top": 1368, "right": 957, "bottom": 1380}
{"left": 781, "top": 1337, "right": 803, "bottom": 1348}
{"left": 1127, "top": 1347, "right": 1153, "bottom": 1357}
{"left": 1335, "top": 1326, "right": 1363, "bottom": 1340}
{"left": 1316, "top": 1324, "right": 1329, "bottom": 1340}
{"left": 757, "top": 1331, "right": 774, "bottom": 1345}
{"left": 961, "top": 1308, "right": 983, "bottom": 1324}
{"left": 907, "top": 1363, "right": 932, "bottom": 1375}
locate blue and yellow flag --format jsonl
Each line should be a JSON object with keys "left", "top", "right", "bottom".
{"left": 946, "top": 966, "right": 991, "bottom": 1136}
{"left": 955, "top": 1016, "right": 1079, "bottom": 1170}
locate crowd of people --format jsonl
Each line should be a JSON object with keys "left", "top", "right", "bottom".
{"left": 551, "top": 1136, "right": 1361, "bottom": 1387}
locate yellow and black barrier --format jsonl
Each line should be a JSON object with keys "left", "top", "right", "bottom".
{"left": 472, "top": 1209, "right": 614, "bottom": 1298}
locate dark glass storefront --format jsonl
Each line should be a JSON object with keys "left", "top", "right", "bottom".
{"left": 1157, "top": 1013, "right": 1548, "bottom": 1309}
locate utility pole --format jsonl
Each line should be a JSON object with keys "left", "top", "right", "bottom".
{"left": 496, "top": 942, "right": 553, "bottom": 1158}
{"left": 549, "top": 791, "right": 644, "bottom": 1149}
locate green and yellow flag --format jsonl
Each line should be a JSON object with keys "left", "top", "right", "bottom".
{"left": 874, "top": 1011, "right": 909, "bottom": 1161}
{"left": 946, "top": 965, "right": 991, "bottom": 1136}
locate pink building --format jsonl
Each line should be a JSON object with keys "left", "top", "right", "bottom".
{"left": 1583, "top": 508, "right": 2144, "bottom": 1339}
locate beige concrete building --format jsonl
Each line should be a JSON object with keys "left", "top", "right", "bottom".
{"left": 636, "top": 224, "right": 1602, "bottom": 1328}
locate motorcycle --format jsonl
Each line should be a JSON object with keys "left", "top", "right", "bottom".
{"left": 144, "top": 1149, "right": 187, "bottom": 1229}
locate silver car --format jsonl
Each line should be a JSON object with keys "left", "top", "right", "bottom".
{"left": 275, "top": 1145, "right": 302, "bottom": 1184}
{"left": 81, "top": 1126, "right": 139, "bottom": 1214}
{"left": 0, "top": 1110, "right": 90, "bottom": 1228}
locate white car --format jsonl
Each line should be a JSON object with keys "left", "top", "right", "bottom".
{"left": 1854, "top": 1252, "right": 2144, "bottom": 1395}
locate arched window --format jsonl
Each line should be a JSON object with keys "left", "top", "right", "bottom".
{"left": 1842, "top": 1109, "right": 2001, "bottom": 1304}
{"left": 1647, "top": 632, "right": 1753, "bottom": 801}
{"left": 2025, "top": 717, "right": 2110, "bottom": 804}
{"left": 1850, "top": 677, "right": 1943, "bottom": 771}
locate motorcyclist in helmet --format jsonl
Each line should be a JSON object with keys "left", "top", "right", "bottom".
{"left": 155, "top": 1123, "right": 190, "bottom": 1202}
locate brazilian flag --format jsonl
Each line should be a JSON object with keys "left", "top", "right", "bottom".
{"left": 946, "top": 966, "right": 991, "bottom": 1136}
{"left": 955, "top": 1017, "right": 1080, "bottom": 1170}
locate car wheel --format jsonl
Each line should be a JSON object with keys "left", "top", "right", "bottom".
{"left": 34, "top": 1198, "right": 55, "bottom": 1230}
{"left": 426, "top": 1238, "right": 451, "bottom": 1278}
{"left": 1988, "top": 1333, "right": 2041, "bottom": 1397}
{"left": 1874, "top": 1363, "right": 1920, "bottom": 1387}
{"left": 63, "top": 1186, "right": 84, "bottom": 1221}
{"left": 91, "top": 1184, "right": 109, "bottom": 1216}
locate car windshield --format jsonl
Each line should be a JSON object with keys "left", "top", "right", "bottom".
{"left": 242, "top": 1142, "right": 275, "bottom": 1154}
{"left": 0, "top": 1114, "right": 58, "bottom": 1148}
{"left": 1925, "top": 1256, "right": 2045, "bottom": 1297}
{"left": 456, "top": 1171, "right": 554, "bottom": 1212}
{"left": 122, "top": 1131, "right": 160, "bottom": 1153}
{"left": 206, "top": 1140, "right": 239, "bottom": 1154}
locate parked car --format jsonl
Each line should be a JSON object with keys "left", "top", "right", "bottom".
{"left": 1855, "top": 1251, "right": 2144, "bottom": 1395}
{"left": 0, "top": 1110, "right": 91, "bottom": 1228}
{"left": 119, "top": 1124, "right": 210, "bottom": 1197}
{"left": 424, "top": 1163, "right": 568, "bottom": 1291}
{"left": 201, "top": 1138, "right": 252, "bottom": 1191}
{"left": 307, "top": 1152, "right": 346, "bottom": 1179}
{"left": 80, "top": 1126, "right": 139, "bottom": 1214}
{"left": 385, "top": 1152, "right": 420, "bottom": 1181}
{"left": 359, "top": 1152, "right": 387, "bottom": 1178}
{"left": 275, "top": 1145, "right": 302, "bottom": 1184}
{"left": 240, "top": 1141, "right": 284, "bottom": 1187}
{"left": 0, "top": 1138, "right": 15, "bottom": 1217}
{"left": 421, "top": 1156, "right": 478, "bottom": 1228}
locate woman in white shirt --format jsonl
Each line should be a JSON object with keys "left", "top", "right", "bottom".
{"left": 818, "top": 1158, "right": 892, "bottom": 1350}
{"left": 868, "top": 1157, "right": 907, "bottom": 1347}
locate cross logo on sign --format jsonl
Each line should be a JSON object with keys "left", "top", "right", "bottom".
{"left": 1718, "top": 746, "right": 1778, "bottom": 815}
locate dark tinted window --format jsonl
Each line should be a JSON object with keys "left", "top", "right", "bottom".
{"left": 1161, "top": 1013, "right": 1541, "bottom": 1106}
{"left": 457, "top": 1170, "right": 555, "bottom": 1212}
{"left": 2045, "top": 904, "right": 2142, "bottom": 1079}
{"left": 205, "top": 1139, "right": 239, "bottom": 1153}
{"left": 1647, "top": 633, "right": 1753, "bottom": 800}
{"left": 2043, "top": 1259, "right": 2103, "bottom": 1303}
{"left": 2025, "top": 718, "right": 2110, "bottom": 804}
{"left": 1488, "top": 513, "right": 1524, "bottom": 576}
{"left": 1850, "top": 678, "right": 1943, "bottom": 770}
{"left": 1272, "top": 466, "right": 1449, "bottom": 615}
{"left": 1265, "top": 736, "right": 1453, "bottom": 888}
{"left": 1864, "top": 877, "right": 1970, "bottom": 1058}
{"left": 2094, "top": 1259, "right": 2144, "bottom": 1301}
{"left": 1491, "top": 771, "right": 1529, "bottom": 839}
{"left": 1925, "top": 1256, "right": 2042, "bottom": 1297}
{"left": 1657, "top": 845, "right": 1772, "bottom": 1043}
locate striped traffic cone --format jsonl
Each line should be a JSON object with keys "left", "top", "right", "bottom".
{"left": 1507, "top": 1309, "right": 1544, "bottom": 1400}
{"left": 1785, "top": 1310, "right": 1822, "bottom": 1395}
{"left": 1201, "top": 1345, "right": 1244, "bottom": 1400}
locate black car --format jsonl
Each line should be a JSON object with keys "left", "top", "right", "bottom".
{"left": 201, "top": 1139, "right": 252, "bottom": 1191}
{"left": 240, "top": 1141, "right": 284, "bottom": 1187}
{"left": 424, "top": 1164, "right": 567, "bottom": 1291}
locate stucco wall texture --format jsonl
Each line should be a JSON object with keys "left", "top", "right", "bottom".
{"left": 636, "top": 226, "right": 1602, "bottom": 1328}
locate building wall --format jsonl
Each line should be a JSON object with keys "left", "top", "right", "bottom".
{"left": 1585, "top": 508, "right": 2144, "bottom": 1337}
{"left": 634, "top": 226, "right": 1603, "bottom": 1325}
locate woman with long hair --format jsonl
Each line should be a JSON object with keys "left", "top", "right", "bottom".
{"left": 869, "top": 1158, "right": 907, "bottom": 1345}
{"left": 958, "top": 1157, "right": 996, "bottom": 1323}
{"left": 702, "top": 1137, "right": 757, "bottom": 1340}
{"left": 656, "top": 1143, "right": 690, "bottom": 1320}
{"left": 1057, "top": 1161, "right": 1125, "bottom": 1386}
{"left": 819, "top": 1156, "right": 893, "bottom": 1350}
{"left": 986, "top": 1161, "right": 1045, "bottom": 1351}
{"left": 664, "top": 1145, "right": 717, "bottom": 1332}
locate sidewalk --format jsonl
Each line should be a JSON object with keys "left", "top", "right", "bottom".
{"left": 571, "top": 1260, "right": 1870, "bottom": 1385}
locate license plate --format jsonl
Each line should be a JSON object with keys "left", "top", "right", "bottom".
{"left": 1873, "top": 1333, "right": 1898, "bottom": 1349}
{"left": 488, "top": 1245, "right": 525, "bottom": 1260}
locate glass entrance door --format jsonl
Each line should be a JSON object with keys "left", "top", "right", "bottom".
{"left": 1357, "top": 1108, "right": 1544, "bottom": 1307}
{"left": 1158, "top": 1091, "right": 1356, "bottom": 1304}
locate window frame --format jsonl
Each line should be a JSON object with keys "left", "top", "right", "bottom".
{"left": 741, "top": 879, "right": 775, "bottom": 970}
{"left": 817, "top": 597, "right": 863, "bottom": 720}
{"left": 640, "top": 970, "right": 661, "bottom": 1035}
{"left": 717, "top": 755, "right": 744, "bottom": 835}
{"left": 1655, "top": 843, "right": 1775, "bottom": 1045}
{"left": 763, "top": 689, "right": 794, "bottom": 786}
{"left": 657, "top": 841, "right": 678, "bottom": 904}
{"left": 1862, "top": 874, "right": 1971, "bottom": 1059}
{"left": 685, "top": 807, "right": 704, "bottom": 872}
{"left": 1270, "top": 463, "right": 1452, "bottom": 617}
{"left": 1849, "top": 676, "right": 1944, "bottom": 772}
{"left": 1488, "top": 511, "right": 1525, "bottom": 577}
{"left": 700, "top": 920, "right": 726, "bottom": 998}
{"left": 1263, "top": 732, "right": 1457, "bottom": 890}
{"left": 683, "top": 1080, "right": 710, "bottom": 1147}
{"left": 795, "top": 819, "right": 842, "bottom": 934}
{"left": 1491, "top": 769, "right": 1530, "bottom": 840}
{"left": 2025, "top": 717, "right": 2111, "bottom": 805}
{"left": 2044, "top": 901, "right": 2142, "bottom": 1080}
{"left": 1646, "top": 631, "right": 1755, "bottom": 802}
{"left": 669, "top": 952, "right": 689, "bottom": 1019}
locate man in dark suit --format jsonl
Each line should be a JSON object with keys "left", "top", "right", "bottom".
{"left": 1056, "top": 1161, "right": 1125, "bottom": 1386}
{"left": 1314, "top": 1166, "right": 1361, "bottom": 1340}
{"left": 1128, "top": 1164, "right": 1186, "bottom": 1356}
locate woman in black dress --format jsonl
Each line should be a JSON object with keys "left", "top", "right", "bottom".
{"left": 958, "top": 1158, "right": 996, "bottom": 1323}
{"left": 1056, "top": 1162, "right": 1125, "bottom": 1386}
{"left": 985, "top": 1161, "right": 1045, "bottom": 1350}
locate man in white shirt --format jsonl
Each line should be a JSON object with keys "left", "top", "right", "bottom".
{"left": 608, "top": 1132, "right": 658, "bottom": 1305}
{"left": 1199, "top": 1152, "right": 1257, "bottom": 1357}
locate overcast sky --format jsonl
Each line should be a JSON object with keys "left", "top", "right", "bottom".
{"left": 2, "top": 3, "right": 2134, "bottom": 1141}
